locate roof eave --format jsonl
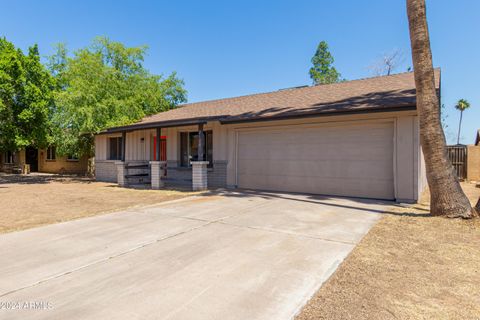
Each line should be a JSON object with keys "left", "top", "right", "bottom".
{"left": 219, "top": 105, "right": 417, "bottom": 125}
{"left": 98, "top": 118, "right": 213, "bottom": 134}
{"left": 97, "top": 105, "right": 417, "bottom": 135}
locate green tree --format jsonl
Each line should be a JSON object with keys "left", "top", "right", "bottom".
{"left": 309, "top": 41, "right": 341, "bottom": 85}
{"left": 49, "top": 37, "right": 187, "bottom": 157}
{"left": 454, "top": 99, "right": 470, "bottom": 145}
{"left": 0, "top": 38, "right": 54, "bottom": 154}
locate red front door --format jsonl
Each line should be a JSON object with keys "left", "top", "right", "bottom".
{"left": 153, "top": 136, "right": 167, "bottom": 161}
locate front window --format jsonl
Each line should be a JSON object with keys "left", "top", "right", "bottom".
{"left": 46, "top": 147, "right": 56, "bottom": 160}
{"left": 4, "top": 151, "right": 14, "bottom": 164}
{"left": 108, "top": 137, "right": 123, "bottom": 160}
{"left": 180, "top": 131, "right": 212, "bottom": 167}
{"left": 67, "top": 154, "right": 79, "bottom": 161}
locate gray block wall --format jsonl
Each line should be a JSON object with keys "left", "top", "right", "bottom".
{"left": 95, "top": 161, "right": 117, "bottom": 182}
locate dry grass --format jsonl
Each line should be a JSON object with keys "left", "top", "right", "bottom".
{"left": 0, "top": 173, "right": 197, "bottom": 234}
{"left": 296, "top": 182, "right": 480, "bottom": 320}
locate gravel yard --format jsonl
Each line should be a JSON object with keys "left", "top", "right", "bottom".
{"left": 0, "top": 173, "right": 196, "bottom": 233}
{"left": 296, "top": 182, "right": 480, "bottom": 320}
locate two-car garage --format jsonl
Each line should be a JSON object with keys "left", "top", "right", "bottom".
{"left": 236, "top": 121, "right": 395, "bottom": 200}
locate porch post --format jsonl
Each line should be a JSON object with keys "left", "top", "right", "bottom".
{"left": 198, "top": 123, "right": 204, "bottom": 161}
{"left": 121, "top": 131, "right": 126, "bottom": 162}
{"left": 151, "top": 127, "right": 165, "bottom": 189}
{"left": 116, "top": 131, "right": 127, "bottom": 187}
{"left": 191, "top": 123, "right": 208, "bottom": 191}
{"left": 156, "top": 127, "right": 161, "bottom": 161}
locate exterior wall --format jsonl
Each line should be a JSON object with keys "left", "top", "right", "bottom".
{"left": 467, "top": 145, "right": 480, "bottom": 182}
{"left": 95, "top": 133, "right": 122, "bottom": 182}
{"left": 1, "top": 149, "right": 88, "bottom": 174}
{"left": 37, "top": 149, "right": 88, "bottom": 174}
{"left": 208, "top": 160, "right": 228, "bottom": 188}
{"left": 1, "top": 150, "right": 26, "bottom": 173}
{"left": 95, "top": 161, "right": 117, "bottom": 182}
{"left": 94, "top": 110, "right": 423, "bottom": 201}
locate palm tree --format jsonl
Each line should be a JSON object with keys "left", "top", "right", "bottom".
{"left": 406, "top": 0, "right": 476, "bottom": 218}
{"left": 455, "top": 99, "right": 470, "bottom": 144}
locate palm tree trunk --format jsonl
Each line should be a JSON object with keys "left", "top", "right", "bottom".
{"left": 457, "top": 110, "right": 463, "bottom": 144}
{"left": 406, "top": 0, "right": 476, "bottom": 218}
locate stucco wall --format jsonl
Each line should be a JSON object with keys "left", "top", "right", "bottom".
{"left": 37, "top": 149, "right": 88, "bottom": 174}
{"left": 0, "top": 150, "right": 26, "bottom": 172}
{"left": 467, "top": 145, "right": 480, "bottom": 182}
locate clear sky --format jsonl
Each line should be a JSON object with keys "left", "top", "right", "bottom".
{"left": 1, "top": 0, "right": 478, "bottom": 144}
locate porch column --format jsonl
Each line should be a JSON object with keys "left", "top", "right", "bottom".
{"left": 156, "top": 127, "right": 161, "bottom": 161}
{"left": 191, "top": 123, "right": 208, "bottom": 191}
{"left": 198, "top": 123, "right": 204, "bottom": 162}
{"left": 121, "top": 131, "right": 126, "bottom": 162}
{"left": 116, "top": 161, "right": 127, "bottom": 187}
{"left": 151, "top": 127, "right": 165, "bottom": 189}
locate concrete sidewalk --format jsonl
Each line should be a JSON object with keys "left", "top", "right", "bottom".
{"left": 0, "top": 190, "right": 391, "bottom": 319}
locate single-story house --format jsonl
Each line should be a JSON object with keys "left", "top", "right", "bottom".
{"left": 0, "top": 147, "right": 89, "bottom": 175}
{"left": 95, "top": 70, "right": 439, "bottom": 203}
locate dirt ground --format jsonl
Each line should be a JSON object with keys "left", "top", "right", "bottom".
{"left": 0, "top": 173, "right": 197, "bottom": 234}
{"left": 296, "top": 182, "right": 480, "bottom": 320}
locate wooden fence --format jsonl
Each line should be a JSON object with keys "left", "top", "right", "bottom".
{"left": 446, "top": 145, "right": 467, "bottom": 180}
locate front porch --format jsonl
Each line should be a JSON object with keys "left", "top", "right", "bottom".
{"left": 96, "top": 122, "right": 228, "bottom": 191}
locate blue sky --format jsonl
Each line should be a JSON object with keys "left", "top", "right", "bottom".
{"left": 1, "top": 0, "right": 478, "bottom": 144}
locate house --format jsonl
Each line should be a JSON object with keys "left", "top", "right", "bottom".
{"left": 95, "top": 70, "right": 439, "bottom": 203}
{"left": 0, "top": 147, "right": 89, "bottom": 175}
{"left": 466, "top": 129, "right": 480, "bottom": 182}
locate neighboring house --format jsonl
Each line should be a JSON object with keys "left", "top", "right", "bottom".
{"left": 0, "top": 146, "right": 89, "bottom": 175}
{"left": 95, "top": 70, "right": 439, "bottom": 203}
{"left": 467, "top": 129, "right": 480, "bottom": 182}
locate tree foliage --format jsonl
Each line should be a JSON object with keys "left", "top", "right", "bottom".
{"left": 49, "top": 37, "right": 187, "bottom": 157}
{"left": 0, "top": 38, "right": 54, "bottom": 152}
{"left": 454, "top": 98, "right": 470, "bottom": 144}
{"left": 309, "top": 41, "right": 342, "bottom": 85}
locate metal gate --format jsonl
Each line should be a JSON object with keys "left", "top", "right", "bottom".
{"left": 446, "top": 145, "right": 467, "bottom": 180}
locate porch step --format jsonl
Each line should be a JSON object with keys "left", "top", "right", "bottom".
{"left": 125, "top": 164, "right": 150, "bottom": 169}
{"left": 125, "top": 173, "right": 149, "bottom": 178}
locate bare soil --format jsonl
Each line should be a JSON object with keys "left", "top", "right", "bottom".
{"left": 0, "top": 173, "right": 197, "bottom": 234}
{"left": 296, "top": 182, "right": 480, "bottom": 320}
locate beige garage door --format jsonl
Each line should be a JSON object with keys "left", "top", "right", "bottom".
{"left": 237, "top": 122, "right": 394, "bottom": 199}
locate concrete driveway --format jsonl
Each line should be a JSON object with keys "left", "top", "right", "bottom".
{"left": 0, "top": 190, "right": 391, "bottom": 320}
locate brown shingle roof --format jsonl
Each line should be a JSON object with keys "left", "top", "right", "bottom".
{"left": 104, "top": 69, "right": 440, "bottom": 132}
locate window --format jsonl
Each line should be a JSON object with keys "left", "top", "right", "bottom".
{"left": 46, "top": 147, "right": 56, "bottom": 160}
{"left": 67, "top": 154, "right": 79, "bottom": 161}
{"left": 4, "top": 151, "right": 14, "bottom": 164}
{"left": 180, "top": 131, "right": 213, "bottom": 167}
{"left": 108, "top": 137, "right": 123, "bottom": 160}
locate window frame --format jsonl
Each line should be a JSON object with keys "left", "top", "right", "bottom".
{"left": 108, "top": 137, "right": 123, "bottom": 161}
{"left": 179, "top": 131, "right": 213, "bottom": 168}
{"left": 4, "top": 151, "right": 14, "bottom": 164}
{"left": 46, "top": 146, "right": 56, "bottom": 161}
{"left": 67, "top": 154, "right": 79, "bottom": 162}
